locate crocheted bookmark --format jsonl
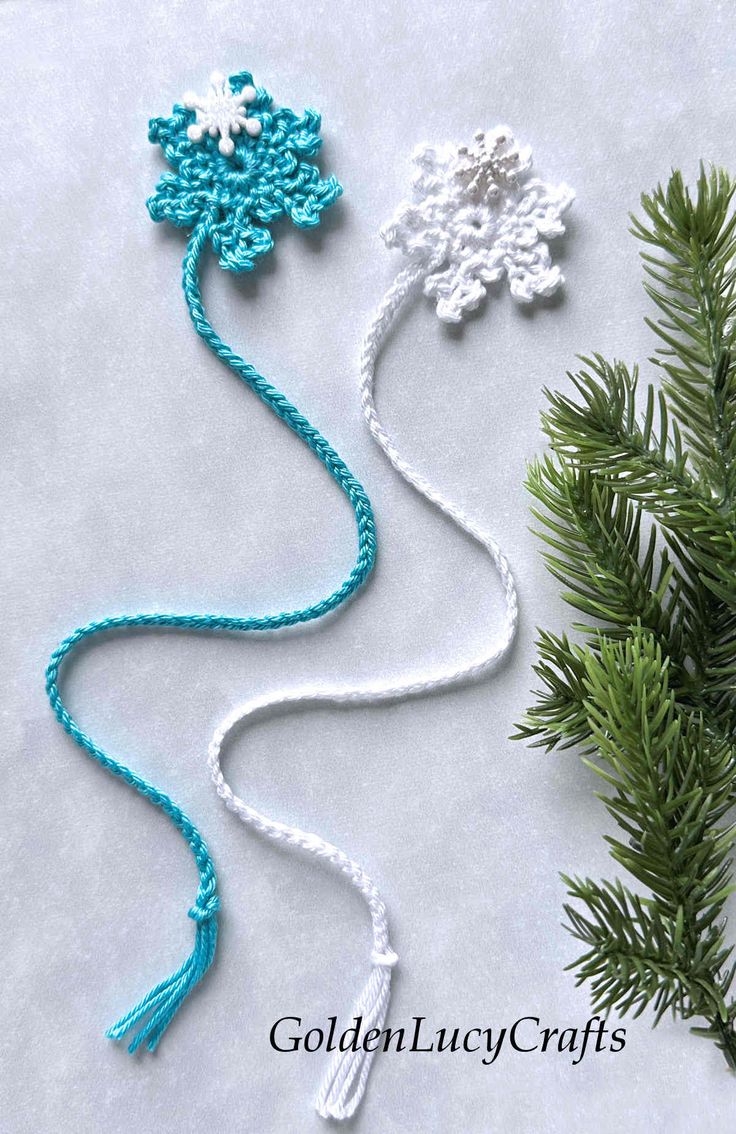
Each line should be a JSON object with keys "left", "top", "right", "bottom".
{"left": 45, "top": 70, "right": 376, "bottom": 1056}
{"left": 208, "top": 128, "right": 573, "bottom": 1120}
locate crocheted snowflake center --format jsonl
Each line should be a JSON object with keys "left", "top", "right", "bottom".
{"left": 148, "top": 70, "right": 342, "bottom": 273}
{"left": 381, "top": 127, "right": 574, "bottom": 323}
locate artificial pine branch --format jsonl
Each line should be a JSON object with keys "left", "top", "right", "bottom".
{"left": 515, "top": 166, "right": 736, "bottom": 1068}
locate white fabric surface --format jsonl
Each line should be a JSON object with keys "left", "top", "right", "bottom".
{"left": 2, "top": 1, "right": 735, "bottom": 1131}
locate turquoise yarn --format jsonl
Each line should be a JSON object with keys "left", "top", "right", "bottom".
{"left": 45, "top": 71, "right": 376, "bottom": 1055}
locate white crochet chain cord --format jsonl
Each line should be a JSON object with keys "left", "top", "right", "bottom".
{"left": 207, "top": 126, "right": 574, "bottom": 1122}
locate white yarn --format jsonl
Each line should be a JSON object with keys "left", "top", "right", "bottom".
{"left": 206, "top": 127, "right": 573, "bottom": 1121}
{"left": 207, "top": 691, "right": 396, "bottom": 1121}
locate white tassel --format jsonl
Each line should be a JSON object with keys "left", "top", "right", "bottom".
{"left": 315, "top": 951, "right": 398, "bottom": 1120}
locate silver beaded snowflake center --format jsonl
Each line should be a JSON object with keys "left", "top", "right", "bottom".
{"left": 455, "top": 128, "right": 530, "bottom": 200}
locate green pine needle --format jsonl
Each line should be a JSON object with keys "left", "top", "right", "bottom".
{"left": 515, "top": 165, "right": 736, "bottom": 1070}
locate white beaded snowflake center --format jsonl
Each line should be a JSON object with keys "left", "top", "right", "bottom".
{"left": 183, "top": 70, "right": 262, "bottom": 156}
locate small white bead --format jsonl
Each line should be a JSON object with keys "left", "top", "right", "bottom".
{"left": 240, "top": 84, "right": 257, "bottom": 103}
{"left": 187, "top": 123, "right": 204, "bottom": 142}
{"left": 218, "top": 136, "right": 235, "bottom": 156}
{"left": 245, "top": 118, "right": 262, "bottom": 137}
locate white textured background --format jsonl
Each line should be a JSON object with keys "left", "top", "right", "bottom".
{"left": 2, "top": 2, "right": 736, "bottom": 1131}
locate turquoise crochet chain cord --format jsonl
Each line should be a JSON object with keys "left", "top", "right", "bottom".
{"left": 45, "top": 71, "right": 376, "bottom": 1054}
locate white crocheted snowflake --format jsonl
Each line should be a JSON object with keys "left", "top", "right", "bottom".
{"left": 381, "top": 127, "right": 574, "bottom": 323}
{"left": 182, "top": 70, "right": 262, "bottom": 156}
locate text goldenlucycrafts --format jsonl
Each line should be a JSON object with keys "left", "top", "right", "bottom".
{"left": 269, "top": 1014, "right": 625, "bottom": 1066}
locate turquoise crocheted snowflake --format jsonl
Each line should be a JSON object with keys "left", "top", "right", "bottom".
{"left": 147, "top": 70, "right": 342, "bottom": 272}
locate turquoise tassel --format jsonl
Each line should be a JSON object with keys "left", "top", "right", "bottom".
{"left": 105, "top": 869, "right": 219, "bottom": 1052}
